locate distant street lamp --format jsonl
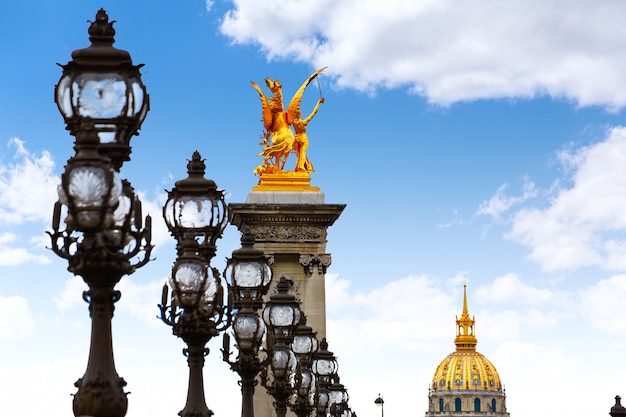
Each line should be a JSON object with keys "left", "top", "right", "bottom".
{"left": 262, "top": 277, "right": 302, "bottom": 417}
{"left": 159, "top": 151, "right": 229, "bottom": 417}
{"left": 49, "top": 9, "right": 152, "bottom": 417}
{"left": 290, "top": 315, "right": 319, "bottom": 417}
{"left": 222, "top": 229, "right": 273, "bottom": 417}
{"left": 374, "top": 394, "right": 384, "bottom": 417}
{"left": 312, "top": 338, "right": 338, "bottom": 417}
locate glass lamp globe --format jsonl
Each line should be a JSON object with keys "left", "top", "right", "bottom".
{"left": 169, "top": 260, "right": 207, "bottom": 308}
{"left": 224, "top": 230, "right": 272, "bottom": 307}
{"left": 271, "top": 347, "right": 297, "bottom": 379}
{"left": 163, "top": 151, "right": 227, "bottom": 257}
{"left": 58, "top": 161, "right": 122, "bottom": 232}
{"left": 328, "top": 382, "right": 349, "bottom": 407}
{"left": 316, "top": 387, "right": 330, "bottom": 415}
{"left": 262, "top": 277, "right": 301, "bottom": 339}
{"left": 168, "top": 239, "right": 213, "bottom": 309}
{"left": 233, "top": 312, "right": 266, "bottom": 351}
{"left": 297, "top": 369, "right": 316, "bottom": 399}
{"left": 55, "top": 8, "right": 149, "bottom": 167}
{"left": 292, "top": 315, "right": 318, "bottom": 356}
{"left": 312, "top": 338, "right": 338, "bottom": 380}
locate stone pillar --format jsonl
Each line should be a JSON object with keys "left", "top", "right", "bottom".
{"left": 229, "top": 191, "right": 345, "bottom": 417}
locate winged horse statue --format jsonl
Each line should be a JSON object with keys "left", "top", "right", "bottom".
{"left": 251, "top": 67, "right": 326, "bottom": 174}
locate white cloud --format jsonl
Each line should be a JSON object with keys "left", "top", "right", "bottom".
{"left": 475, "top": 273, "right": 555, "bottom": 306}
{"left": 326, "top": 274, "right": 456, "bottom": 356}
{"left": 0, "top": 295, "right": 35, "bottom": 341}
{"left": 0, "top": 138, "right": 58, "bottom": 225}
{"left": 53, "top": 275, "right": 88, "bottom": 311}
{"left": 496, "top": 127, "right": 626, "bottom": 271}
{"left": 324, "top": 273, "right": 353, "bottom": 315}
{"left": 116, "top": 277, "right": 169, "bottom": 327}
{"left": 491, "top": 341, "right": 577, "bottom": 416}
{"left": 580, "top": 274, "right": 626, "bottom": 333}
{"left": 476, "top": 178, "right": 538, "bottom": 221}
{"left": 54, "top": 275, "right": 166, "bottom": 327}
{"left": 0, "top": 232, "right": 50, "bottom": 266}
{"left": 218, "top": 0, "right": 626, "bottom": 109}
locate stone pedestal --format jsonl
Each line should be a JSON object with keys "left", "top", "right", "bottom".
{"left": 228, "top": 190, "right": 345, "bottom": 417}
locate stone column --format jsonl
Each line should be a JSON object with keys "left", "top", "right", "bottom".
{"left": 229, "top": 191, "right": 345, "bottom": 417}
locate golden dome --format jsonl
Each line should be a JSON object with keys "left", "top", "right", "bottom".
{"left": 430, "top": 285, "right": 504, "bottom": 392}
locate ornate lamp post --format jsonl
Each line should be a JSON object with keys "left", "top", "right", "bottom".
{"left": 159, "top": 152, "right": 229, "bottom": 417}
{"left": 290, "top": 315, "right": 319, "bottom": 417}
{"left": 312, "top": 338, "right": 338, "bottom": 417}
{"left": 49, "top": 9, "right": 152, "bottom": 417}
{"left": 262, "top": 277, "right": 302, "bottom": 417}
{"left": 222, "top": 230, "right": 273, "bottom": 417}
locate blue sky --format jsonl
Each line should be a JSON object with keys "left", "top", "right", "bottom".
{"left": 2, "top": 1, "right": 626, "bottom": 417}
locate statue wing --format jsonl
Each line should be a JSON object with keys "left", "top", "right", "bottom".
{"left": 251, "top": 81, "right": 273, "bottom": 131}
{"left": 286, "top": 67, "right": 327, "bottom": 125}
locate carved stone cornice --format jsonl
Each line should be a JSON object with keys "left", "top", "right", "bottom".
{"left": 229, "top": 203, "right": 345, "bottom": 244}
{"left": 246, "top": 224, "right": 322, "bottom": 242}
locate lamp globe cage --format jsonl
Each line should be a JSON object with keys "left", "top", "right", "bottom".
{"left": 270, "top": 345, "right": 298, "bottom": 380}
{"left": 315, "top": 385, "right": 330, "bottom": 417}
{"left": 55, "top": 148, "right": 122, "bottom": 234}
{"left": 328, "top": 380, "right": 349, "bottom": 412}
{"left": 292, "top": 314, "right": 319, "bottom": 357}
{"left": 262, "top": 276, "right": 302, "bottom": 341}
{"left": 55, "top": 8, "right": 149, "bottom": 169}
{"left": 224, "top": 229, "right": 273, "bottom": 309}
{"left": 295, "top": 367, "right": 316, "bottom": 401}
{"left": 312, "top": 338, "right": 338, "bottom": 383}
{"left": 164, "top": 151, "right": 227, "bottom": 260}
{"left": 166, "top": 237, "right": 219, "bottom": 311}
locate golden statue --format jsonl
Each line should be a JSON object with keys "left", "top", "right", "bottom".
{"left": 251, "top": 67, "right": 326, "bottom": 177}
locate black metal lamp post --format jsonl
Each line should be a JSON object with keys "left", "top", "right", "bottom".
{"left": 222, "top": 230, "right": 273, "bottom": 417}
{"left": 49, "top": 9, "right": 152, "bottom": 417}
{"left": 159, "top": 152, "right": 229, "bottom": 417}
{"left": 290, "top": 315, "right": 319, "bottom": 417}
{"left": 312, "top": 338, "right": 338, "bottom": 417}
{"left": 374, "top": 394, "right": 384, "bottom": 417}
{"left": 262, "top": 277, "right": 302, "bottom": 417}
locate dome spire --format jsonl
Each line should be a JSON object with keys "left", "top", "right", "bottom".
{"left": 454, "top": 284, "right": 477, "bottom": 350}
{"left": 462, "top": 283, "right": 469, "bottom": 315}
